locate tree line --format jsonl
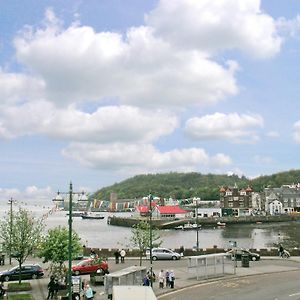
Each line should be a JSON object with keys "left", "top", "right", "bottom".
{"left": 92, "top": 169, "right": 300, "bottom": 200}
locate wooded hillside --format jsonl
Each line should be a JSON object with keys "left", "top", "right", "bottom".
{"left": 91, "top": 170, "right": 300, "bottom": 200}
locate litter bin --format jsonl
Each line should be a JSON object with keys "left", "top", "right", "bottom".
{"left": 241, "top": 254, "right": 249, "bottom": 267}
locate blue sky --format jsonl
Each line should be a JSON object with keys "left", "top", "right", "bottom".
{"left": 1, "top": 0, "right": 300, "bottom": 202}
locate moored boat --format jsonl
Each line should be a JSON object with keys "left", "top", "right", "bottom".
{"left": 81, "top": 213, "right": 105, "bottom": 220}
{"left": 217, "top": 221, "right": 226, "bottom": 227}
{"left": 174, "top": 223, "right": 201, "bottom": 230}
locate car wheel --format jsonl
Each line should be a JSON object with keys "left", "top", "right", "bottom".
{"left": 4, "top": 276, "right": 9, "bottom": 282}
{"left": 172, "top": 256, "right": 177, "bottom": 260}
{"left": 152, "top": 256, "right": 157, "bottom": 261}
{"left": 252, "top": 256, "right": 257, "bottom": 261}
{"left": 32, "top": 274, "right": 38, "bottom": 279}
{"left": 75, "top": 270, "right": 80, "bottom": 276}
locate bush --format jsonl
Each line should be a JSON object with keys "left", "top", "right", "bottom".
{"left": 7, "top": 282, "right": 31, "bottom": 292}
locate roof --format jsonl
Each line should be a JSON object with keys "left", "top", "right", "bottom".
{"left": 156, "top": 205, "right": 187, "bottom": 214}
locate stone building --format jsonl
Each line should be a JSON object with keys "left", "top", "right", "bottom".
{"left": 219, "top": 183, "right": 252, "bottom": 217}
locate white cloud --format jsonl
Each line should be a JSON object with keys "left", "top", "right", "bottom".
{"left": 62, "top": 143, "right": 232, "bottom": 172}
{"left": 293, "top": 121, "right": 300, "bottom": 143}
{"left": 0, "top": 102, "right": 177, "bottom": 143}
{"left": 0, "top": 69, "right": 44, "bottom": 104}
{"left": 0, "top": 186, "right": 53, "bottom": 203}
{"left": 146, "top": 0, "right": 282, "bottom": 58}
{"left": 276, "top": 15, "right": 300, "bottom": 37}
{"left": 13, "top": 11, "right": 238, "bottom": 108}
{"left": 185, "top": 112, "right": 264, "bottom": 143}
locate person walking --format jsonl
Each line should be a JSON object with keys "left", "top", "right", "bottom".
{"left": 158, "top": 269, "right": 165, "bottom": 289}
{"left": 165, "top": 270, "right": 170, "bottom": 287}
{"left": 169, "top": 270, "right": 175, "bottom": 289}
{"left": 279, "top": 244, "right": 284, "bottom": 257}
{"left": 120, "top": 249, "right": 126, "bottom": 263}
{"left": 47, "top": 276, "right": 56, "bottom": 300}
{"left": 85, "top": 284, "right": 94, "bottom": 300}
{"left": 114, "top": 250, "right": 120, "bottom": 264}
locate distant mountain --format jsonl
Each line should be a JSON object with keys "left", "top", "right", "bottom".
{"left": 91, "top": 170, "right": 300, "bottom": 201}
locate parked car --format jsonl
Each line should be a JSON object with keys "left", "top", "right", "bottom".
{"left": 72, "top": 258, "right": 109, "bottom": 275}
{"left": 227, "top": 249, "right": 260, "bottom": 261}
{"left": 0, "top": 264, "right": 44, "bottom": 281}
{"left": 146, "top": 248, "right": 181, "bottom": 261}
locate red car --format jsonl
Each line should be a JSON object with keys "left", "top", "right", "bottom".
{"left": 72, "top": 258, "right": 108, "bottom": 275}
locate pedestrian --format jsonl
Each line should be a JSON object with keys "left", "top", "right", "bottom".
{"left": 0, "top": 281, "right": 6, "bottom": 297}
{"left": 169, "top": 270, "right": 175, "bottom": 289}
{"left": 143, "top": 274, "right": 150, "bottom": 286}
{"left": 47, "top": 276, "right": 56, "bottom": 299}
{"left": 54, "top": 278, "right": 59, "bottom": 298}
{"left": 90, "top": 249, "right": 97, "bottom": 259}
{"left": 120, "top": 249, "right": 126, "bottom": 263}
{"left": 85, "top": 284, "right": 94, "bottom": 300}
{"left": 165, "top": 270, "right": 170, "bottom": 287}
{"left": 158, "top": 269, "right": 165, "bottom": 289}
{"left": 179, "top": 245, "right": 184, "bottom": 257}
{"left": 279, "top": 244, "right": 284, "bottom": 257}
{"left": 114, "top": 250, "right": 120, "bottom": 264}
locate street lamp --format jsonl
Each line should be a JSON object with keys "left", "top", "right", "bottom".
{"left": 195, "top": 198, "right": 200, "bottom": 251}
{"left": 53, "top": 182, "right": 86, "bottom": 300}
{"left": 148, "top": 193, "right": 153, "bottom": 287}
{"left": 8, "top": 198, "right": 17, "bottom": 265}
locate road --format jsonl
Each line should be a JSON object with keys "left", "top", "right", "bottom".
{"left": 158, "top": 269, "right": 300, "bottom": 300}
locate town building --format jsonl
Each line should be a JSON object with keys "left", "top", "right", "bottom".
{"left": 219, "top": 184, "right": 253, "bottom": 216}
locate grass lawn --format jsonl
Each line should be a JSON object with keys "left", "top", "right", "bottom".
{"left": 8, "top": 293, "right": 32, "bottom": 300}
{"left": 7, "top": 282, "right": 31, "bottom": 292}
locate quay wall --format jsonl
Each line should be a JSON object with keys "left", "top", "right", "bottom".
{"left": 107, "top": 214, "right": 300, "bottom": 229}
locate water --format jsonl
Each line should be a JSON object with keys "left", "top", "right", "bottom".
{"left": 2, "top": 203, "right": 300, "bottom": 250}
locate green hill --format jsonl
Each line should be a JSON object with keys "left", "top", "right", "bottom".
{"left": 91, "top": 169, "right": 300, "bottom": 201}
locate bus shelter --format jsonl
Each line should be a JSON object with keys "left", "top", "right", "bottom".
{"left": 104, "top": 266, "right": 147, "bottom": 298}
{"left": 187, "top": 253, "right": 235, "bottom": 280}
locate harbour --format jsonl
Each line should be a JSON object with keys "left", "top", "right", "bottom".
{"left": 2, "top": 202, "right": 299, "bottom": 250}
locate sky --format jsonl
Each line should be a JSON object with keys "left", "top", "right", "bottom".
{"left": 1, "top": 0, "right": 300, "bottom": 202}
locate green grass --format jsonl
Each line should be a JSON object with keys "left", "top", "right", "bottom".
{"left": 8, "top": 293, "right": 32, "bottom": 300}
{"left": 7, "top": 282, "right": 31, "bottom": 292}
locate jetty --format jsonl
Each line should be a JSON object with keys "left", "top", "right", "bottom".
{"left": 107, "top": 214, "right": 300, "bottom": 229}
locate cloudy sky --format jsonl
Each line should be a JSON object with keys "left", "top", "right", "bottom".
{"left": 1, "top": 0, "right": 300, "bottom": 202}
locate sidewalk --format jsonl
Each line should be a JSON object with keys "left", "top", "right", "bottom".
{"left": 1, "top": 256, "right": 300, "bottom": 299}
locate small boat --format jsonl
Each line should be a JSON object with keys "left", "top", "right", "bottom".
{"left": 175, "top": 223, "right": 201, "bottom": 230}
{"left": 81, "top": 213, "right": 105, "bottom": 220}
{"left": 217, "top": 221, "right": 226, "bottom": 227}
{"left": 66, "top": 212, "right": 84, "bottom": 217}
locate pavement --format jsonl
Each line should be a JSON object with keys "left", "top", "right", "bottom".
{"left": 1, "top": 256, "right": 300, "bottom": 299}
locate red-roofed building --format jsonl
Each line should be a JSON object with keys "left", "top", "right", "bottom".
{"left": 153, "top": 205, "right": 189, "bottom": 219}
{"left": 135, "top": 205, "right": 149, "bottom": 217}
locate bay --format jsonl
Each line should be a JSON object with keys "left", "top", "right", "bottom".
{"left": 1, "top": 202, "right": 300, "bottom": 250}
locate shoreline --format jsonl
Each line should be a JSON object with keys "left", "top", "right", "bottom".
{"left": 107, "top": 214, "right": 300, "bottom": 229}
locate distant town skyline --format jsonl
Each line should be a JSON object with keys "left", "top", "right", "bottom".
{"left": 1, "top": 0, "right": 300, "bottom": 202}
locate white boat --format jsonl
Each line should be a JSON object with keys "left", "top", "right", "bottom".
{"left": 174, "top": 223, "right": 201, "bottom": 230}
{"left": 217, "top": 221, "right": 226, "bottom": 227}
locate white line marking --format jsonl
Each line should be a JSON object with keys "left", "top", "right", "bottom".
{"left": 289, "top": 292, "right": 300, "bottom": 297}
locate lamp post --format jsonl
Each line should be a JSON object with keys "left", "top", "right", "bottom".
{"left": 8, "top": 198, "right": 16, "bottom": 265}
{"left": 195, "top": 198, "right": 200, "bottom": 251}
{"left": 148, "top": 193, "right": 153, "bottom": 287}
{"left": 53, "top": 183, "right": 85, "bottom": 300}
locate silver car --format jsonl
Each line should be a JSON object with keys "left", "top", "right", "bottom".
{"left": 146, "top": 248, "right": 181, "bottom": 261}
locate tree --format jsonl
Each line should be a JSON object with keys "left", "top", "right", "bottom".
{"left": 38, "top": 226, "right": 82, "bottom": 281}
{"left": 130, "top": 221, "right": 162, "bottom": 266}
{"left": 0, "top": 208, "right": 44, "bottom": 283}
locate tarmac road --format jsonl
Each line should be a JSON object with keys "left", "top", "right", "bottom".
{"left": 158, "top": 269, "right": 300, "bottom": 300}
